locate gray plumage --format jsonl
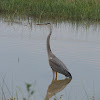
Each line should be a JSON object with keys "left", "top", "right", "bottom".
{"left": 46, "top": 23, "right": 72, "bottom": 78}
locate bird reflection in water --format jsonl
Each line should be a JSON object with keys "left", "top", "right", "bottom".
{"left": 45, "top": 78, "right": 72, "bottom": 100}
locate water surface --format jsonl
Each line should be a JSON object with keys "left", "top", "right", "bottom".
{"left": 0, "top": 19, "right": 100, "bottom": 100}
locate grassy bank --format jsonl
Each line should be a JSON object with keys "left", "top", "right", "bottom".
{"left": 0, "top": 0, "right": 100, "bottom": 21}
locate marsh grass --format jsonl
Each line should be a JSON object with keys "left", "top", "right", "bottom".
{"left": 0, "top": 79, "right": 35, "bottom": 100}
{"left": 0, "top": 78, "right": 12, "bottom": 100}
{"left": 0, "top": 0, "right": 100, "bottom": 20}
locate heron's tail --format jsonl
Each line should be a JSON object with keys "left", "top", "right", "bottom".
{"left": 65, "top": 72, "right": 72, "bottom": 78}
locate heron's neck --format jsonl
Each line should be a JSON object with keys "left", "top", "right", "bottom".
{"left": 47, "top": 27, "right": 52, "bottom": 56}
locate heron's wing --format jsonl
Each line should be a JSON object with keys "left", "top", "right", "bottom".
{"left": 49, "top": 56, "right": 69, "bottom": 73}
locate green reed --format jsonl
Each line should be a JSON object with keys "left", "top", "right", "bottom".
{"left": 0, "top": 0, "right": 100, "bottom": 20}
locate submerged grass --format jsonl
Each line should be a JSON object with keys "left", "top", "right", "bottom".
{"left": 0, "top": 0, "right": 100, "bottom": 20}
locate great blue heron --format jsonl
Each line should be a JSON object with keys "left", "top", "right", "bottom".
{"left": 37, "top": 23, "right": 72, "bottom": 79}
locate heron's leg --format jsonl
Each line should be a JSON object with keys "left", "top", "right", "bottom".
{"left": 55, "top": 72, "right": 57, "bottom": 80}
{"left": 53, "top": 71, "right": 55, "bottom": 80}
{"left": 52, "top": 70, "right": 55, "bottom": 82}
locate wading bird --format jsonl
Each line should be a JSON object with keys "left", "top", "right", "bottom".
{"left": 37, "top": 23, "right": 72, "bottom": 80}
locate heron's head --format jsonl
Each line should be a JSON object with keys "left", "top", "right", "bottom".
{"left": 36, "top": 22, "right": 51, "bottom": 26}
{"left": 36, "top": 23, "right": 52, "bottom": 31}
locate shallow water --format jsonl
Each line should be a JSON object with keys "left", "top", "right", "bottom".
{"left": 0, "top": 19, "right": 100, "bottom": 100}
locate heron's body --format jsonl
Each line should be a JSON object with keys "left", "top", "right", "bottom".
{"left": 48, "top": 52, "right": 70, "bottom": 76}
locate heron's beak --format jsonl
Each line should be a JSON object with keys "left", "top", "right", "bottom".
{"left": 36, "top": 23, "right": 46, "bottom": 25}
